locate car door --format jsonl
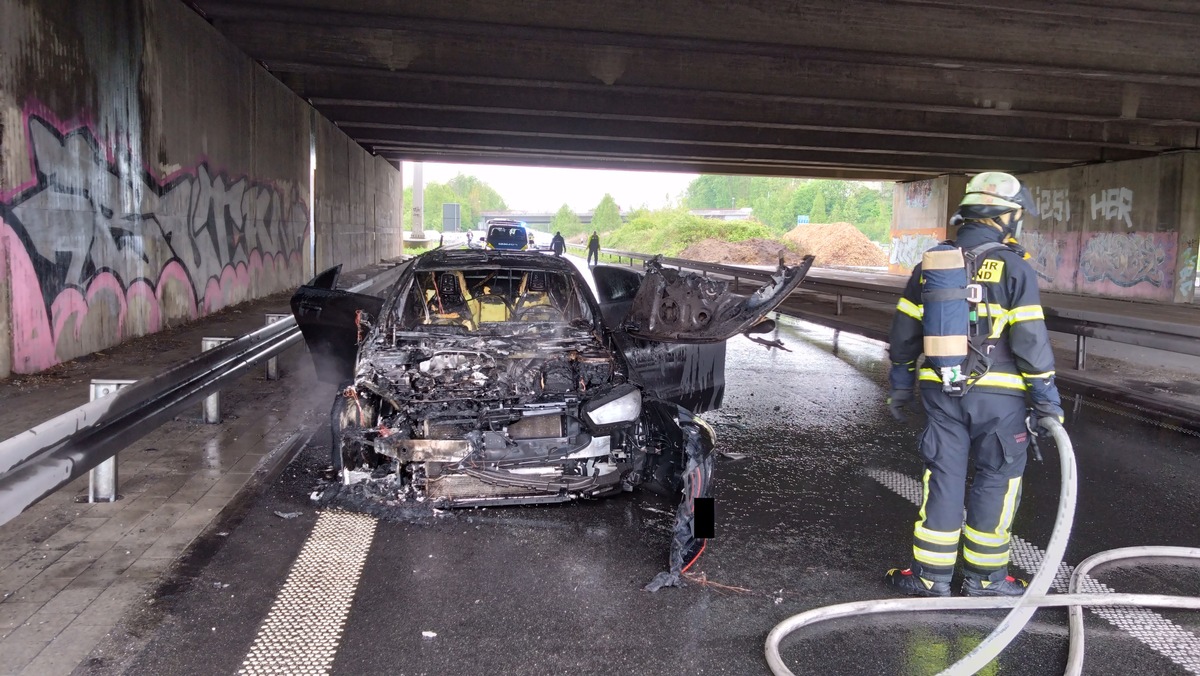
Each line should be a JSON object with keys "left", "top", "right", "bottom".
{"left": 290, "top": 265, "right": 385, "bottom": 384}
{"left": 592, "top": 265, "right": 727, "bottom": 412}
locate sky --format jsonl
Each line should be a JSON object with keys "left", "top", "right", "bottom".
{"left": 402, "top": 161, "right": 697, "bottom": 213}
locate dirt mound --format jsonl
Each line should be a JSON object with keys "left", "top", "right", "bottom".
{"left": 679, "top": 238, "right": 803, "bottom": 266}
{"left": 783, "top": 222, "right": 887, "bottom": 267}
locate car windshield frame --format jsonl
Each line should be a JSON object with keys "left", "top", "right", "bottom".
{"left": 387, "top": 263, "right": 597, "bottom": 335}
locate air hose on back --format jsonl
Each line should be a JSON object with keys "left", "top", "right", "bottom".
{"left": 764, "top": 419, "right": 1200, "bottom": 676}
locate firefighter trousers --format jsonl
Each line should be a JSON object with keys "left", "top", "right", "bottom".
{"left": 909, "top": 388, "right": 1029, "bottom": 583}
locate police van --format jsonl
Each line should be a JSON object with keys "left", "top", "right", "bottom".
{"left": 485, "top": 219, "right": 532, "bottom": 251}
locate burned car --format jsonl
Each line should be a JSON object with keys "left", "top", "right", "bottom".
{"left": 291, "top": 249, "right": 812, "bottom": 588}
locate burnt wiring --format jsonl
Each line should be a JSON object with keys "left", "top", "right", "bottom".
{"left": 354, "top": 309, "right": 370, "bottom": 344}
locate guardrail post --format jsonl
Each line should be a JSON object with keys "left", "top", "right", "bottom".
{"left": 265, "top": 313, "right": 290, "bottom": 380}
{"left": 86, "top": 379, "right": 135, "bottom": 503}
{"left": 734, "top": 276, "right": 739, "bottom": 292}
{"left": 836, "top": 293, "right": 844, "bottom": 316}
{"left": 1075, "top": 335, "right": 1087, "bottom": 371}
{"left": 202, "top": 337, "right": 234, "bottom": 423}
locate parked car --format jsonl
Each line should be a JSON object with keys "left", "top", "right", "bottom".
{"left": 291, "top": 249, "right": 813, "bottom": 588}
{"left": 484, "top": 218, "right": 532, "bottom": 251}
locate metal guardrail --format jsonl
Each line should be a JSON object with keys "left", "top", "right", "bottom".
{"left": 574, "top": 244, "right": 1200, "bottom": 369}
{"left": 0, "top": 261, "right": 410, "bottom": 527}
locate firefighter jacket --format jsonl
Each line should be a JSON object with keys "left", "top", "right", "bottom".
{"left": 888, "top": 223, "right": 1058, "bottom": 400}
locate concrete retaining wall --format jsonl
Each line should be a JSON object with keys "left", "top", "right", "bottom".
{"left": 890, "top": 152, "right": 1200, "bottom": 304}
{"left": 1018, "top": 153, "right": 1200, "bottom": 304}
{"left": 888, "top": 175, "right": 966, "bottom": 273}
{"left": 0, "top": 0, "right": 401, "bottom": 378}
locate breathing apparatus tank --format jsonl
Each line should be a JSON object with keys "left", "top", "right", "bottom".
{"left": 921, "top": 245, "right": 983, "bottom": 394}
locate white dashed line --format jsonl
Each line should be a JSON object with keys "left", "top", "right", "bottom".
{"left": 867, "top": 468, "right": 1200, "bottom": 674}
{"left": 239, "top": 511, "right": 378, "bottom": 675}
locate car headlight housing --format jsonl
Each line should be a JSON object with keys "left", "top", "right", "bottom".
{"left": 581, "top": 384, "right": 642, "bottom": 434}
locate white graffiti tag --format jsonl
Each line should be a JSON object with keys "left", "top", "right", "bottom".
{"left": 1090, "top": 188, "right": 1134, "bottom": 229}
{"left": 1035, "top": 187, "right": 1070, "bottom": 223}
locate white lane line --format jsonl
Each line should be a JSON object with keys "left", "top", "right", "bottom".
{"left": 868, "top": 468, "right": 1200, "bottom": 674}
{"left": 239, "top": 511, "right": 378, "bottom": 675}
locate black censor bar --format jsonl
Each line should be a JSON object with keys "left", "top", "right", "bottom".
{"left": 693, "top": 497, "right": 715, "bottom": 539}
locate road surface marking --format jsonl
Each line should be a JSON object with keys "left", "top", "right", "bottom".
{"left": 868, "top": 468, "right": 1200, "bottom": 674}
{"left": 239, "top": 511, "right": 377, "bottom": 675}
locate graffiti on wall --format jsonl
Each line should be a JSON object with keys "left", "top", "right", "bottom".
{"left": 1090, "top": 187, "right": 1134, "bottom": 229}
{"left": 1176, "top": 240, "right": 1198, "bottom": 303}
{"left": 889, "top": 232, "right": 941, "bottom": 270}
{"left": 903, "top": 180, "right": 932, "bottom": 209}
{"left": 1021, "top": 231, "right": 1063, "bottom": 284}
{"left": 1077, "top": 232, "right": 1175, "bottom": 300}
{"left": 1034, "top": 187, "right": 1071, "bottom": 224}
{"left": 1020, "top": 230, "right": 1081, "bottom": 293}
{"left": 0, "top": 109, "right": 308, "bottom": 372}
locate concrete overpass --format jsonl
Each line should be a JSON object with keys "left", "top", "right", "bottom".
{"left": 188, "top": 0, "right": 1200, "bottom": 181}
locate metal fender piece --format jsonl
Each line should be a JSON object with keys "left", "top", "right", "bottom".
{"left": 621, "top": 255, "right": 814, "bottom": 343}
{"left": 644, "top": 406, "right": 716, "bottom": 592}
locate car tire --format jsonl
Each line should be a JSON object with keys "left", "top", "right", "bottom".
{"left": 330, "top": 386, "right": 380, "bottom": 473}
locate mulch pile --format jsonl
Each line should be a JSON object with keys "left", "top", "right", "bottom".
{"left": 783, "top": 222, "right": 888, "bottom": 267}
{"left": 679, "top": 238, "right": 803, "bottom": 266}
{"left": 678, "top": 224, "right": 887, "bottom": 268}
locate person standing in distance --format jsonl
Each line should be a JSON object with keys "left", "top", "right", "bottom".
{"left": 587, "top": 230, "right": 601, "bottom": 267}
{"left": 884, "top": 172, "right": 1064, "bottom": 598}
{"left": 551, "top": 231, "right": 566, "bottom": 256}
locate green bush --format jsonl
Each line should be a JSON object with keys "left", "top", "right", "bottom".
{"left": 605, "top": 209, "right": 775, "bottom": 256}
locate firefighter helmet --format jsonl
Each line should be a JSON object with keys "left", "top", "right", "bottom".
{"left": 955, "top": 172, "right": 1037, "bottom": 238}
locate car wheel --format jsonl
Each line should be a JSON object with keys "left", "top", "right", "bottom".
{"left": 330, "top": 386, "right": 380, "bottom": 473}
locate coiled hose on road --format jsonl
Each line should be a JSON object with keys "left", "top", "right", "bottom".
{"left": 765, "top": 419, "right": 1200, "bottom": 676}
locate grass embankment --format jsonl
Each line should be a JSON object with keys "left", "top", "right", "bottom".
{"left": 604, "top": 209, "right": 780, "bottom": 257}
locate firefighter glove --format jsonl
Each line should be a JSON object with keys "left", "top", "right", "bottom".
{"left": 1030, "top": 401, "right": 1065, "bottom": 433}
{"left": 887, "top": 389, "right": 915, "bottom": 422}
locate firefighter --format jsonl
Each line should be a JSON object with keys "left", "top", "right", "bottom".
{"left": 551, "top": 231, "right": 566, "bottom": 256}
{"left": 884, "top": 172, "right": 1064, "bottom": 597}
{"left": 587, "top": 230, "right": 601, "bottom": 267}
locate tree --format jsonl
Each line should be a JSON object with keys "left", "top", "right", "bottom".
{"left": 550, "top": 203, "right": 584, "bottom": 237}
{"left": 829, "top": 201, "right": 846, "bottom": 223}
{"left": 810, "top": 193, "right": 829, "bottom": 223}
{"left": 592, "top": 193, "right": 622, "bottom": 233}
{"left": 402, "top": 174, "right": 509, "bottom": 232}
{"left": 681, "top": 174, "right": 895, "bottom": 239}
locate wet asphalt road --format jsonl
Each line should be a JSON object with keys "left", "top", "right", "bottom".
{"left": 108, "top": 319, "right": 1200, "bottom": 675}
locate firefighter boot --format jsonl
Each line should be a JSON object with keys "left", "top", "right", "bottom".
{"left": 962, "top": 570, "right": 1029, "bottom": 597}
{"left": 883, "top": 568, "right": 950, "bottom": 597}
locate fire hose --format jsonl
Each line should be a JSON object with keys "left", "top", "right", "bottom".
{"left": 764, "top": 418, "right": 1200, "bottom": 675}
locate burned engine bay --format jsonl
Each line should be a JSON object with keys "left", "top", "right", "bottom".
{"left": 338, "top": 322, "right": 642, "bottom": 506}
